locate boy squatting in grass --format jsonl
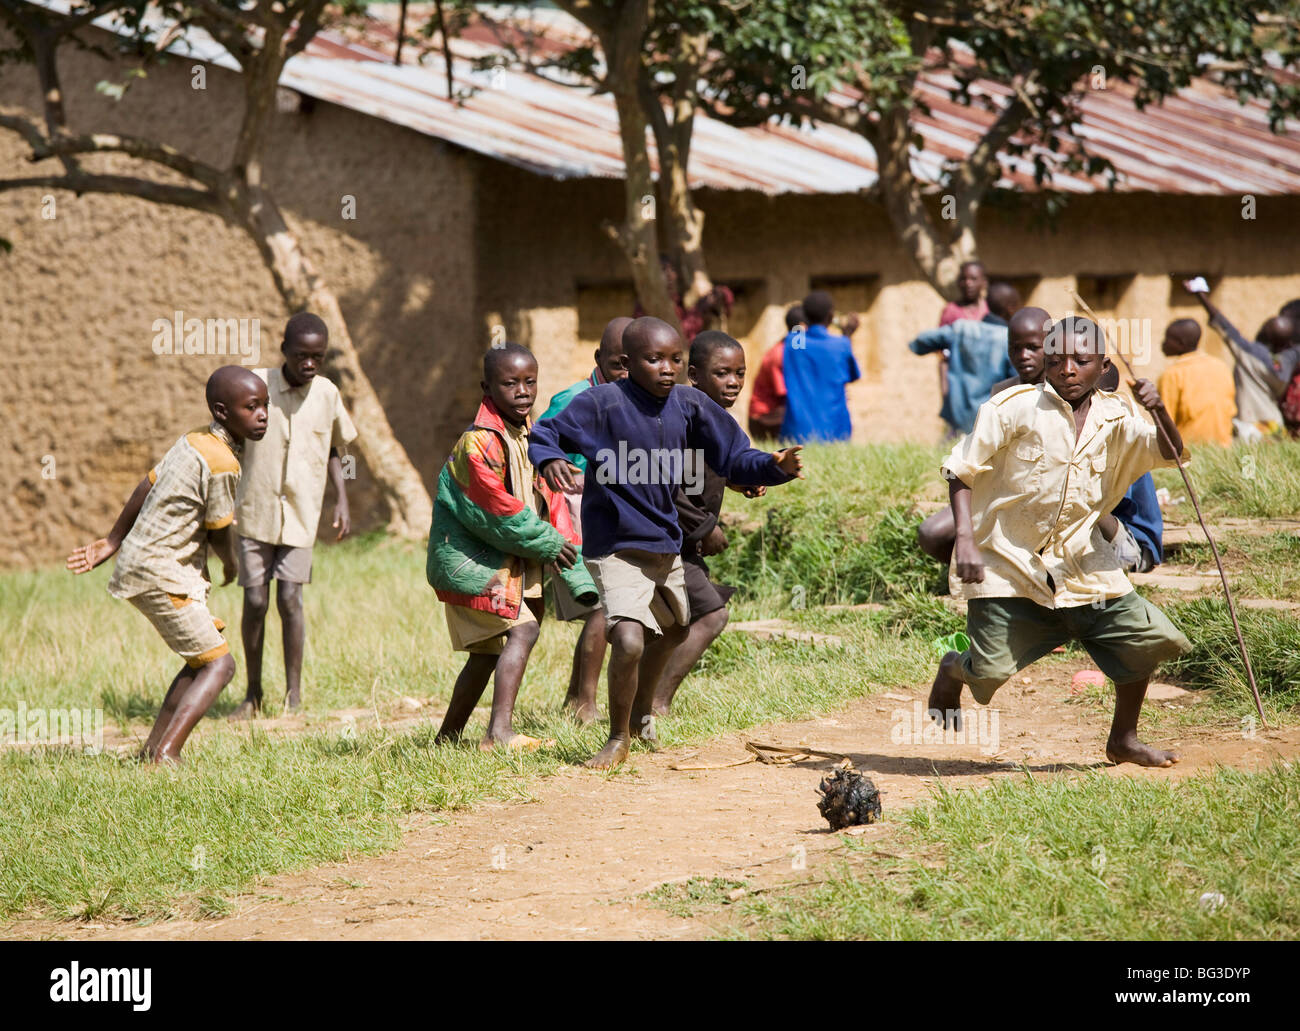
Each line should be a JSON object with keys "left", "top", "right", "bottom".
{"left": 229, "top": 312, "right": 358, "bottom": 719}
{"left": 529, "top": 316, "right": 804, "bottom": 769}
{"left": 535, "top": 315, "right": 632, "bottom": 724}
{"left": 427, "top": 342, "right": 597, "bottom": 751}
{"left": 66, "top": 366, "right": 269, "bottom": 763}
{"left": 927, "top": 316, "right": 1193, "bottom": 768}
{"left": 652, "top": 331, "right": 769, "bottom": 716}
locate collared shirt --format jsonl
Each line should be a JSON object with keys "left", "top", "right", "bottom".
{"left": 941, "top": 383, "right": 1188, "bottom": 609}
{"left": 502, "top": 417, "right": 544, "bottom": 597}
{"left": 108, "top": 422, "right": 242, "bottom": 601}
{"left": 909, "top": 319, "right": 1016, "bottom": 433}
{"left": 779, "top": 324, "right": 861, "bottom": 443}
{"left": 1158, "top": 350, "right": 1236, "bottom": 446}
{"left": 235, "top": 367, "right": 358, "bottom": 548}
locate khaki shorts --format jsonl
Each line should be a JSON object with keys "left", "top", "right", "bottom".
{"left": 445, "top": 596, "right": 542, "bottom": 655}
{"left": 129, "top": 589, "right": 229, "bottom": 668}
{"left": 585, "top": 549, "right": 689, "bottom": 637}
{"left": 959, "top": 591, "right": 1191, "bottom": 704}
{"left": 237, "top": 536, "right": 313, "bottom": 587}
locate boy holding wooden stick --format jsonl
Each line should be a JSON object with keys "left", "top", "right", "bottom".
{"left": 927, "top": 317, "right": 1191, "bottom": 768}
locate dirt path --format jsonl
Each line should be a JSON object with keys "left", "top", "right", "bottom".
{"left": 11, "top": 660, "right": 1298, "bottom": 941}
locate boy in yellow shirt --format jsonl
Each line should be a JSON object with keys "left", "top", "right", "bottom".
{"left": 928, "top": 317, "right": 1191, "bottom": 768}
{"left": 1157, "top": 319, "right": 1235, "bottom": 446}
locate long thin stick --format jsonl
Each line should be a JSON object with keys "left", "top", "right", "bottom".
{"left": 1066, "top": 290, "right": 1267, "bottom": 726}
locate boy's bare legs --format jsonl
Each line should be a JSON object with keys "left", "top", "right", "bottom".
{"left": 436, "top": 600, "right": 544, "bottom": 747}
{"left": 1107, "top": 677, "right": 1178, "bottom": 767}
{"left": 141, "top": 665, "right": 196, "bottom": 759}
{"left": 146, "top": 653, "right": 236, "bottom": 763}
{"left": 563, "top": 610, "right": 606, "bottom": 724}
{"left": 229, "top": 583, "right": 269, "bottom": 720}
{"left": 588, "top": 619, "right": 647, "bottom": 769}
{"left": 927, "top": 649, "right": 965, "bottom": 731}
{"left": 436, "top": 653, "right": 498, "bottom": 743}
{"left": 916, "top": 508, "right": 956, "bottom": 565}
{"left": 633, "top": 621, "right": 688, "bottom": 733}
{"left": 651, "top": 608, "right": 727, "bottom": 715}
{"left": 483, "top": 601, "right": 544, "bottom": 747}
{"left": 276, "top": 580, "right": 305, "bottom": 711}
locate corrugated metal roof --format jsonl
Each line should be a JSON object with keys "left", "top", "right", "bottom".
{"left": 34, "top": 0, "right": 1300, "bottom": 195}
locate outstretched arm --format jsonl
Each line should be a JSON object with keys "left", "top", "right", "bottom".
{"left": 66, "top": 475, "right": 152, "bottom": 574}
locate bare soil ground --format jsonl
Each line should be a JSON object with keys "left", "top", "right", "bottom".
{"left": 9, "top": 657, "right": 1298, "bottom": 941}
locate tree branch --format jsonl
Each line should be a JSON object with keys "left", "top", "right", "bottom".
{"left": 0, "top": 172, "right": 224, "bottom": 214}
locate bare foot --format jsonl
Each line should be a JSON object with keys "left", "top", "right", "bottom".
{"left": 480, "top": 733, "right": 555, "bottom": 752}
{"left": 650, "top": 699, "right": 671, "bottom": 717}
{"left": 284, "top": 691, "right": 302, "bottom": 713}
{"left": 1106, "top": 732, "right": 1178, "bottom": 768}
{"left": 585, "top": 736, "right": 630, "bottom": 770}
{"left": 927, "top": 650, "right": 964, "bottom": 732}
{"left": 149, "top": 749, "right": 184, "bottom": 767}
{"left": 630, "top": 712, "right": 659, "bottom": 746}
{"left": 564, "top": 700, "right": 602, "bottom": 725}
{"left": 227, "top": 699, "right": 261, "bottom": 722}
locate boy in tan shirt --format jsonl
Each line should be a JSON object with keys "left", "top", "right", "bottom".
{"left": 928, "top": 317, "right": 1191, "bottom": 768}
{"left": 67, "top": 367, "right": 269, "bottom": 762}
{"left": 229, "top": 313, "right": 357, "bottom": 717}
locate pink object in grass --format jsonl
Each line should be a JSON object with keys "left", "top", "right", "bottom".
{"left": 1071, "top": 670, "right": 1105, "bottom": 694}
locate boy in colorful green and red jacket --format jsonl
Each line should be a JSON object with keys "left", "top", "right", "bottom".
{"left": 427, "top": 342, "right": 597, "bottom": 751}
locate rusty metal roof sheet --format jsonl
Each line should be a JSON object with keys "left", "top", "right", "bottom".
{"left": 39, "top": 1, "right": 1300, "bottom": 196}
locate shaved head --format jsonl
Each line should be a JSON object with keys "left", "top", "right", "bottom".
{"left": 622, "top": 316, "right": 680, "bottom": 360}
{"left": 1161, "top": 317, "right": 1201, "bottom": 357}
{"left": 1049, "top": 316, "right": 1108, "bottom": 357}
{"left": 1260, "top": 315, "right": 1295, "bottom": 353}
{"left": 986, "top": 282, "right": 1022, "bottom": 320}
{"left": 1009, "top": 306, "right": 1051, "bottom": 337}
{"left": 600, "top": 316, "right": 633, "bottom": 357}
{"left": 206, "top": 364, "right": 265, "bottom": 409}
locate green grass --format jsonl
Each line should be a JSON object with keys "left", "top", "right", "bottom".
{"left": 0, "top": 534, "right": 936, "bottom": 921}
{"left": 710, "top": 442, "right": 945, "bottom": 605}
{"left": 642, "top": 877, "right": 751, "bottom": 919}
{"left": 1152, "top": 440, "right": 1300, "bottom": 520}
{"left": 1168, "top": 531, "right": 1300, "bottom": 601}
{"left": 735, "top": 762, "right": 1300, "bottom": 940}
{"left": 2, "top": 438, "right": 1295, "bottom": 929}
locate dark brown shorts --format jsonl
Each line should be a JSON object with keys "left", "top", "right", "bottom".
{"left": 682, "top": 555, "right": 735, "bottom": 623}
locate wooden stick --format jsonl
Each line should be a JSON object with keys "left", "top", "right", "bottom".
{"left": 1066, "top": 291, "right": 1267, "bottom": 726}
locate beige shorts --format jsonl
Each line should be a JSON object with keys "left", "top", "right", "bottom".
{"left": 585, "top": 549, "right": 689, "bottom": 637}
{"left": 237, "top": 536, "right": 314, "bottom": 587}
{"left": 445, "top": 596, "right": 542, "bottom": 655}
{"left": 129, "top": 589, "right": 229, "bottom": 668}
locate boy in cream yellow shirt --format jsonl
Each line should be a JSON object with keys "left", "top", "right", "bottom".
{"left": 230, "top": 313, "right": 357, "bottom": 717}
{"left": 928, "top": 317, "right": 1191, "bottom": 768}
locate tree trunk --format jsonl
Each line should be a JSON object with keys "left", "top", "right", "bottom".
{"left": 650, "top": 32, "right": 712, "bottom": 310}
{"left": 234, "top": 182, "right": 433, "bottom": 538}
{"left": 868, "top": 105, "right": 973, "bottom": 299}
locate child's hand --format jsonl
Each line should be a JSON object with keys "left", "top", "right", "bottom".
{"left": 220, "top": 561, "right": 236, "bottom": 586}
{"left": 772, "top": 445, "right": 804, "bottom": 479}
{"left": 727, "top": 481, "right": 766, "bottom": 498}
{"left": 953, "top": 539, "right": 985, "bottom": 583}
{"left": 332, "top": 499, "right": 351, "bottom": 541}
{"left": 700, "top": 525, "right": 728, "bottom": 557}
{"left": 1132, "top": 378, "right": 1165, "bottom": 412}
{"left": 552, "top": 540, "right": 578, "bottom": 571}
{"left": 542, "top": 460, "right": 580, "bottom": 494}
{"left": 66, "top": 538, "right": 114, "bottom": 575}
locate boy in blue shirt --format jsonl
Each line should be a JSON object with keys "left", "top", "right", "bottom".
{"left": 530, "top": 317, "right": 804, "bottom": 768}
{"left": 780, "top": 290, "right": 861, "bottom": 442}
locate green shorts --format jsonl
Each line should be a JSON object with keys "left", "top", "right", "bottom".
{"left": 959, "top": 592, "right": 1191, "bottom": 704}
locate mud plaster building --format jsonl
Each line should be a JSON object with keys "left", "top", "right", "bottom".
{"left": 4, "top": 8, "right": 1300, "bottom": 567}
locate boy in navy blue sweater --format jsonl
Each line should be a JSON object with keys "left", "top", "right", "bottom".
{"left": 530, "top": 317, "right": 804, "bottom": 768}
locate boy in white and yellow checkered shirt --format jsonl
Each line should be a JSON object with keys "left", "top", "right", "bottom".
{"left": 67, "top": 367, "right": 269, "bottom": 763}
